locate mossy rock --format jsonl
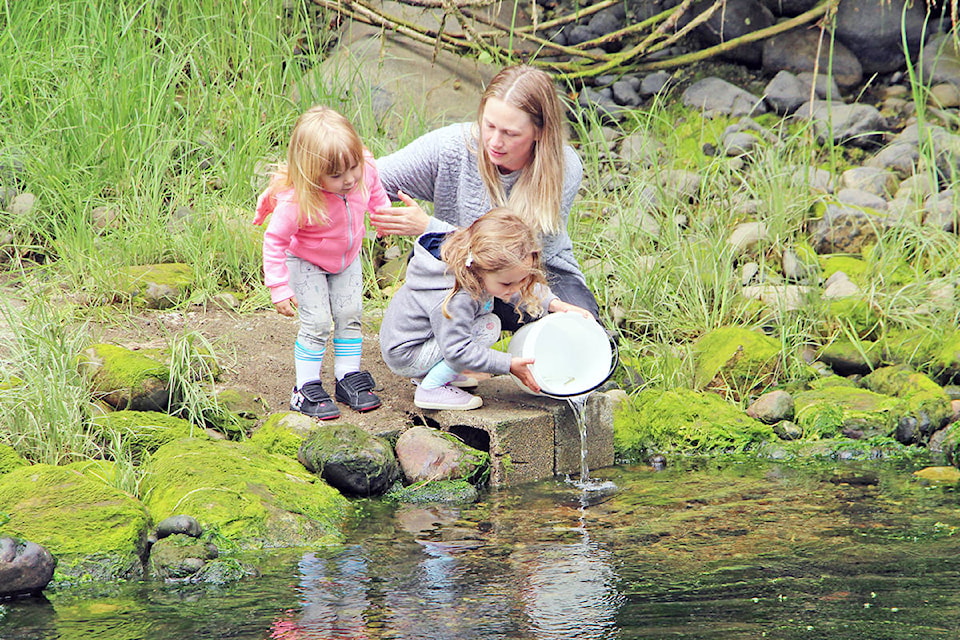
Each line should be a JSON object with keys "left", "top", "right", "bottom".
{"left": 860, "top": 365, "right": 952, "bottom": 440}
{"left": 148, "top": 533, "right": 219, "bottom": 581}
{"left": 0, "top": 444, "right": 28, "bottom": 475}
{"left": 91, "top": 410, "right": 202, "bottom": 462}
{"left": 79, "top": 343, "right": 170, "bottom": 411}
{"left": 384, "top": 479, "right": 479, "bottom": 504}
{"left": 817, "top": 337, "right": 882, "bottom": 376}
{"left": 121, "top": 263, "right": 194, "bottom": 309}
{"left": 208, "top": 387, "right": 270, "bottom": 437}
{"left": 879, "top": 327, "right": 956, "bottom": 375}
{"left": 299, "top": 423, "right": 401, "bottom": 497}
{"left": 793, "top": 386, "right": 904, "bottom": 439}
{"left": 808, "top": 375, "right": 860, "bottom": 390}
{"left": 692, "top": 326, "right": 782, "bottom": 400}
{"left": 0, "top": 464, "right": 150, "bottom": 581}
{"left": 614, "top": 388, "right": 774, "bottom": 458}
{"left": 140, "top": 438, "right": 349, "bottom": 550}
{"left": 819, "top": 254, "right": 868, "bottom": 285}
{"left": 823, "top": 298, "right": 881, "bottom": 340}
{"left": 249, "top": 411, "right": 320, "bottom": 458}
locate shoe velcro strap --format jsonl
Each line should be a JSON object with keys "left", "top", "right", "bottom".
{"left": 300, "top": 381, "right": 332, "bottom": 402}
{"left": 341, "top": 370, "right": 376, "bottom": 393}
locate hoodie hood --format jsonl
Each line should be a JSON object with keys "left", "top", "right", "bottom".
{"left": 404, "top": 232, "right": 456, "bottom": 293}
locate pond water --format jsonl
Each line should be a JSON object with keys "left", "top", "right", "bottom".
{"left": 3, "top": 456, "right": 960, "bottom": 640}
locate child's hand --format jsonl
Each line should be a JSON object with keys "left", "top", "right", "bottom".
{"left": 510, "top": 357, "right": 540, "bottom": 393}
{"left": 370, "top": 190, "right": 430, "bottom": 237}
{"left": 274, "top": 296, "right": 297, "bottom": 317}
{"left": 548, "top": 299, "right": 593, "bottom": 320}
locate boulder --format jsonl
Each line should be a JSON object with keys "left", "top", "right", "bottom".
{"left": 0, "top": 537, "right": 56, "bottom": 598}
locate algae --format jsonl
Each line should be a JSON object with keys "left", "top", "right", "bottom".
{"left": 614, "top": 388, "right": 774, "bottom": 458}
{"left": 141, "top": 437, "right": 349, "bottom": 549}
{"left": 692, "top": 326, "right": 782, "bottom": 399}
{"left": 793, "top": 386, "right": 904, "bottom": 438}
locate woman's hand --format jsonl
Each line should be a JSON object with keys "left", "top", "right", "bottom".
{"left": 274, "top": 296, "right": 297, "bottom": 317}
{"left": 370, "top": 190, "right": 430, "bottom": 237}
{"left": 548, "top": 299, "right": 593, "bottom": 320}
{"left": 510, "top": 357, "right": 540, "bottom": 393}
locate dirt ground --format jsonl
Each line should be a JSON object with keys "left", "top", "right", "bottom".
{"left": 92, "top": 305, "right": 426, "bottom": 432}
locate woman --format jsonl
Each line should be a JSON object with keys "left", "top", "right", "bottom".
{"left": 370, "top": 64, "right": 600, "bottom": 330}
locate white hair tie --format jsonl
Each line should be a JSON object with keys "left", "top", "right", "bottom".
{"left": 465, "top": 252, "right": 474, "bottom": 267}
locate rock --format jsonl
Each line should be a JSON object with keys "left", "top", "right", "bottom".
{"left": 0, "top": 537, "right": 56, "bottom": 598}
{"left": 155, "top": 514, "right": 203, "bottom": 539}
{"left": 121, "top": 263, "right": 194, "bottom": 309}
{"left": 839, "top": 166, "right": 898, "bottom": 197}
{"left": 794, "top": 100, "right": 886, "bottom": 147}
{"left": 394, "top": 425, "right": 489, "bottom": 484}
{"left": 385, "top": 479, "right": 480, "bottom": 504}
{"left": 837, "top": 187, "right": 888, "bottom": 211}
{"left": 688, "top": 0, "right": 775, "bottom": 66}
{"left": 142, "top": 438, "right": 349, "bottom": 548}
{"left": 79, "top": 343, "right": 171, "bottom": 411}
{"left": 728, "top": 221, "right": 769, "bottom": 253}
{"left": 747, "top": 390, "right": 795, "bottom": 423}
{"left": 299, "top": 423, "right": 401, "bottom": 497}
{"left": 921, "top": 32, "right": 960, "bottom": 86}
{"left": 762, "top": 29, "right": 862, "bottom": 89}
{"left": 148, "top": 534, "right": 218, "bottom": 580}
{"left": 682, "top": 77, "right": 768, "bottom": 118}
{"left": 835, "top": 0, "right": 930, "bottom": 75}
{"left": 808, "top": 202, "right": 886, "bottom": 254}
{"left": 0, "top": 464, "right": 150, "bottom": 581}
{"left": 773, "top": 420, "right": 803, "bottom": 440}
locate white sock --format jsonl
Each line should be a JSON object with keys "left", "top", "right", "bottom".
{"left": 333, "top": 337, "right": 362, "bottom": 380}
{"left": 294, "top": 341, "right": 324, "bottom": 389}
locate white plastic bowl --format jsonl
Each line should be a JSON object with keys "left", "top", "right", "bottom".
{"left": 507, "top": 313, "right": 613, "bottom": 397}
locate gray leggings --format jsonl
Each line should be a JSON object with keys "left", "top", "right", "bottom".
{"left": 390, "top": 313, "right": 501, "bottom": 378}
{"left": 287, "top": 254, "right": 362, "bottom": 352}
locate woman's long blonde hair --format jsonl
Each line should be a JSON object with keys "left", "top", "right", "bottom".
{"left": 440, "top": 207, "right": 548, "bottom": 319}
{"left": 475, "top": 65, "right": 568, "bottom": 236}
{"left": 268, "top": 105, "right": 366, "bottom": 226}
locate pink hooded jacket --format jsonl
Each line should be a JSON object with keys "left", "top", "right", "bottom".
{"left": 254, "top": 151, "right": 390, "bottom": 304}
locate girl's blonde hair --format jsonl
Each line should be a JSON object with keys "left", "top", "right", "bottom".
{"left": 268, "top": 105, "right": 366, "bottom": 226}
{"left": 440, "top": 207, "right": 548, "bottom": 319}
{"left": 475, "top": 65, "right": 567, "bottom": 236}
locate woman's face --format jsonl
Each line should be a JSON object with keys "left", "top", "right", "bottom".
{"left": 480, "top": 97, "right": 539, "bottom": 173}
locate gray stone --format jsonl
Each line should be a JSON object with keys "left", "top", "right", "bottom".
{"left": 794, "top": 100, "right": 887, "bottom": 148}
{"left": 689, "top": 0, "right": 775, "bottom": 66}
{"left": 155, "top": 514, "right": 203, "bottom": 539}
{"left": 835, "top": 0, "right": 930, "bottom": 74}
{"left": 747, "top": 390, "right": 795, "bottom": 423}
{"left": 0, "top": 537, "right": 56, "bottom": 598}
{"left": 682, "top": 77, "right": 768, "bottom": 118}
{"left": 840, "top": 166, "right": 898, "bottom": 197}
{"left": 762, "top": 29, "right": 862, "bottom": 89}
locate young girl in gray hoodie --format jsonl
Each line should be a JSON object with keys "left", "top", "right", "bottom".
{"left": 379, "top": 208, "right": 591, "bottom": 411}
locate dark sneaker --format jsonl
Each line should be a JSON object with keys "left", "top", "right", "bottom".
{"left": 290, "top": 381, "right": 340, "bottom": 420}
{"left": 335, "top": 370, "right": 382, "bottom": 412}
{"left": 414, "top": 384, "right": 482, "bottom": 410}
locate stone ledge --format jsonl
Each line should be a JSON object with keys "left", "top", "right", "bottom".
{"left": 411, "top": 376, "right": 614, "bottom": 486}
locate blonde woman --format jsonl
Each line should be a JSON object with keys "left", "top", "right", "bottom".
{"left": 371, "top": 65, "right": 599, "bottom": 330}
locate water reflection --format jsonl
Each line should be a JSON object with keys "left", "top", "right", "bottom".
{"left": 269, "top": 496, "right": 622, "bottom": 640}
{"left": 6, "top": 459, "right": 960, "bottom": 639}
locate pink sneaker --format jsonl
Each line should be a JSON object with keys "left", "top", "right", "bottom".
{"left": 414, "top": 384, "right": 483, "bottom": 410}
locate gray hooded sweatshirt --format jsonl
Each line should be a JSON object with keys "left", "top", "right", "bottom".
{"left": 379, "top": 232, "right": 557, "bottom": 376}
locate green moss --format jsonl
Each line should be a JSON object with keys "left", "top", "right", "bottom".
{"left": 793, "top": 386, "right": 904, "bottom": 438}
{"left": 0, "top": 444, "right": 28, "bottom": 475}
{"left": 140, "top": 438, "right": 349, "bottom": 549}
{"left": 614, "top": 388, "right": 774, "bottom": 457}
{"left": 819, "top": 255, "right": 868, "bottom": 285}
{"left": 79, "top": 343, "right": 170, "bottom": 410}
{"left": 0, "top": 464, "right": 149, "bottom": 561}
{"left": 692, "top": 326, "right": 781, "bottom": 399}
{"left": 861, "top": 365, "right": 952, "bottom": 432}
{"left": 92, "top": 410, "right": 201, "bottom": 460}
{"left": 384, "top": 479, "right": 479, "bottom": 504}
{"left": 824, "top": 298, "right": 881, "bottom": 340}
{"left": 249, "top": 414, "right": 307, "bottom": 458}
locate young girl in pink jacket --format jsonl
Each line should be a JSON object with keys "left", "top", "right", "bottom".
{"left": 254, "top": 106, "right": 389, "bottom": 420}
